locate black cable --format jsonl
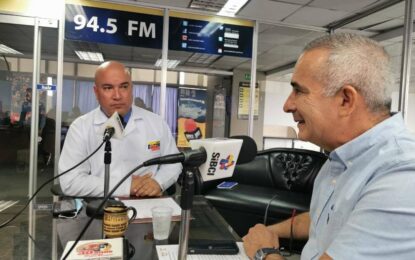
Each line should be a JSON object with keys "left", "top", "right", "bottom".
{"left": 2, "top": 54, "right": 10, "bottom": 71}
{"left": 289, "top": 208, "right": 297, "bottom": 255}
{"left": 128, "top": 241, "right": 135, "bottom": 259}
{"left": 263, "top": 194, "right": 279, "bottom": 225}
{"left": 62, "top": 163, "right": 145, "bottom": 260}
{"left": 0, "top": 140, "right": 106, "bottom": 229}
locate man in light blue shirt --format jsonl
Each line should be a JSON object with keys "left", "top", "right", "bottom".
{"left": 243, "top": 33, "right": 415, "bottom": 260}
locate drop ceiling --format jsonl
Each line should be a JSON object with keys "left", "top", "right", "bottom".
{"left": 0, "top": 0, "right": 411, "bottom": 81}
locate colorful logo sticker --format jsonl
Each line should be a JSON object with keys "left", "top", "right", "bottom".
{"left": 219, "top": 155, "right": 235, "bottom": 170}
{"left": 148, "top": 140, "right": 160, "bottom": 151}
{"left": 76, "top": 242, "right": 112, "bottom": 256}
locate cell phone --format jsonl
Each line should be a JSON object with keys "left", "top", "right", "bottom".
{"left": 216, "top": 181, "right": 238, "bottom": 189}
{"left": 52, "top": 199, "right": 77, "bottom": 217}
{"left": 188, "top": 239, "right": 239, "bottom": 255}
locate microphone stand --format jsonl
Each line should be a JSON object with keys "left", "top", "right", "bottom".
{"left": 102, "top": 139, "right": 111, "bottom": 238}
{"left": 86, "top": 138, "right": 120, "bottom": 238}
{"left": 178, "top": 167, "right": 195, "bottom": 260}
{"left": 104, "top": 139, "right": 111, "bottom": 197}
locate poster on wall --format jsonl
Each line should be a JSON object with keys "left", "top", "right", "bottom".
{"left": 238, "top": 81, "right": 259, "bottom": 119}
{"left": 177, "top": 88, "right": 207, "bottom": 148}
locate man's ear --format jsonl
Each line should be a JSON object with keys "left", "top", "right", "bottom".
{"left": 337, "top": 85, "right": 358, "bottom": 116}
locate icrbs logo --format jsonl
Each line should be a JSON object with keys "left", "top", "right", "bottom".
{"left": 219, "top": 155, "right": 235, "bottom": 170}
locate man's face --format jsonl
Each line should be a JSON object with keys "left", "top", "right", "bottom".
{"left": 94, "top": 63, "right": 133, "bottom": 117}
{"left": 283, "top": 49, "right": 339, "bottom": 150}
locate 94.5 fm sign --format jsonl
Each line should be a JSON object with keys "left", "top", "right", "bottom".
{"left": 65, "top": 3, "right": 163, "bottom": 49}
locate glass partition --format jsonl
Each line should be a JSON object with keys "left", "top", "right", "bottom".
{"left": 0, "top": 20, "right": 59, "bottom": 259}
{"left": 256, "top": 23, "right": 326, "bottom": 150}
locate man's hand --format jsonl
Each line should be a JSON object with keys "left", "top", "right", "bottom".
{"left": 130, "top": 173, "right": 162, "bottom": 197}
{"left": 242, "top": 224, "right": 281, "bottom": 260}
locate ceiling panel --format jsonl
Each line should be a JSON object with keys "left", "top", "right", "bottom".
{"left": 284, "top": 6, "right": 350, "bottom": 27}
{"left": 364, "top": 18, "right": 404, "bottom": 32}
{"left": 343, "top": 2, "right": 405, "bottom": 30}
{"left": 309, "top": 0, "right": 378, "bottom": 13}
{"left": 239, "top": 0, "right": 301, "bottom": 22}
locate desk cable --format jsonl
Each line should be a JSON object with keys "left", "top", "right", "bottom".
{"left": 263, "top": 194, "right": 297, "bottom": 256}
{"left": 0, "top": 140, "right": 105, "bottom": 229}
{"left": 263, "top": 194, "right": 279, "bottom": 225}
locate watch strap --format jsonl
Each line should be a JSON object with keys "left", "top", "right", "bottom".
{"left": 254, "top": 247, "right": 281, "bottom": 260}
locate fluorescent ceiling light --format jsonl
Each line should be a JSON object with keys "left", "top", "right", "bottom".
{"left": 189, "top": 0, "right": 226, "bottom": 12}
{"left": 155, "top": 59, "right": 181, "bottom": 69}
{"left": 0, "top": 44, "right": 23, "bottom": 55}
{"left": 217, "top": 0, "right": 249, "bottom": 17}
{"left": 75, "top": 50, "right": 104, "bottom": 62}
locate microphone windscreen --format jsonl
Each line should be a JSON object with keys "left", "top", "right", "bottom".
{"left": 230, "top": 135, "right": 257, "bottom": 164}
{"left": 98, "top": 112, "right": 124, "bottom": 139}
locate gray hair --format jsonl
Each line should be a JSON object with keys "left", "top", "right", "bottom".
{"left": 303, "top": 33, "right": 393, "bottom": 112}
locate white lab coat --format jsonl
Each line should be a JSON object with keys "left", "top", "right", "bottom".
{"left": 59, "top": 106, "right": 182, "bottom": 197}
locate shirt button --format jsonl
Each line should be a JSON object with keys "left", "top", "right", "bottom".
{"left": 332, "top": 179, "right": 336, "bottom": 185}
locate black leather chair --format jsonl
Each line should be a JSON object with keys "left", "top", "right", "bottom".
{"left": 194, "top": 148, "right": 327, "bottom": 252}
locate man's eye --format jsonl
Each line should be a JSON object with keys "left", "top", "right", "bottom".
{"left": 121, "top": 84, "right": 129, "bottom": 89}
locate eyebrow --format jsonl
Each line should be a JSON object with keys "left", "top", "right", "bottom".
{"left": 101, "top": 82, "right": 130, "bottom": 88}
{"left": 291, "top": 81, "right": 310, "bottom": 93}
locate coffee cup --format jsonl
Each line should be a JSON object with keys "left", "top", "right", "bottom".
{"left": 103, "top": 205, "right": 137, "bottom": 238}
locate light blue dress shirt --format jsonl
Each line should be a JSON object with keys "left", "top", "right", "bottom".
{"left": 302, "top": 113, "right": 415, "bottom": 259}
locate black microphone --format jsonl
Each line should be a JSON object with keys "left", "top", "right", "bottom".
{"left": 143, "top": 136, "right": 257, "bottom": 182}
{"left": 230, "top": 135, "right": 257, "bottom": 164}
{"left": 143, "top": 147, "right": 207, "bottom": 167}
{"left": 103, "top": 127, "right": 115, "bottom": 141}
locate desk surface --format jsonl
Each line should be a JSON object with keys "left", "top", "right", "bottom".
{"left": 57, "top": 195, "right": 240, "bottom": 260}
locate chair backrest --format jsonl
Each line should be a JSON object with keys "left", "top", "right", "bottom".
{"left": 230, "top": 148, "right": 327, "bottom": 193}
{"left": 266, "top": 148, "right": 327, "bottom": 193}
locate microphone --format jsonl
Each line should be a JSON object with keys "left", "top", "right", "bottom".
{"left": 98, "top": 112, "right": 124, "bottom": 140}
{"left": 144, "top": 136, "right": 257, "bottom": 182}
{"left": 143, "top": 147, "right": 207, "bottom": 167}
{"left": 103, "top": 127, "right": 115, "bottom": 141}
{"left": 229, "top": 135, "right": 257, "bottom": 164}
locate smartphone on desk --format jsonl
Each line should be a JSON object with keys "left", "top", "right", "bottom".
{"left": 52, "top": 199, "right": 80, "bottom": 218}
{"left": 188, "top": 239, "right": 239, "bottom": 255}
{"left": 216, "top": 181, "right": 238, "bottom": 189}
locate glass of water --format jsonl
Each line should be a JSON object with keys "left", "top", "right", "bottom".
{"left": 151, "top": 206, "right": 173, "bottom": 240}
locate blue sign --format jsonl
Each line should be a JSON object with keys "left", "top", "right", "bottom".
{"left": 37, "top": 84, "right": 56, "bottom": 91}
{"left": 65, "top": 4, "right": 163, "bottom": 49}
{"left": 169, "top": 17, "right": 253, "bottom": 58}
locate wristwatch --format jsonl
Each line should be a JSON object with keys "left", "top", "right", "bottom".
{"left": 254, "top": 247, "right": 281, "bottom": 260}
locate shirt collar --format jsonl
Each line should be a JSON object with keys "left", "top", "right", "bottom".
{"left": 121, "top": 108, "right": 132, "bottom": 125}
{"left": 329, "top": 112, "right": 404, "bottom": 167}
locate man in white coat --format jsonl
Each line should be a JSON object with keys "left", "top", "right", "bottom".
{"left": 59, "top": 61, "right": 182, "bottom": 197}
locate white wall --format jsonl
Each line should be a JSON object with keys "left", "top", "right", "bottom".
{"left": 391, "top": 91, "right": 415, "bottom": 134}
{"left": 263, "top": 79, "right": 320, "bottom": 151}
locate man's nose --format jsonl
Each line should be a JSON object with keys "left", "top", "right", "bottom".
{"left": 113, "top": 88, "right": 121, "bottom": 99}
{"left": 283, "top": 91, "right": 295, "bottom": 113}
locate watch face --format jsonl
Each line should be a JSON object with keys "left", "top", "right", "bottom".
{"left": 255, "top": 248, "right": 280, "bottom": 260}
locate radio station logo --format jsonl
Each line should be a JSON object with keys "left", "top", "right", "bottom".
{"left": 220, "top": 155, "right": 235, "bottom": 170}
{"left": 207, "top": 153, "right": 235, "bottom": 176}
